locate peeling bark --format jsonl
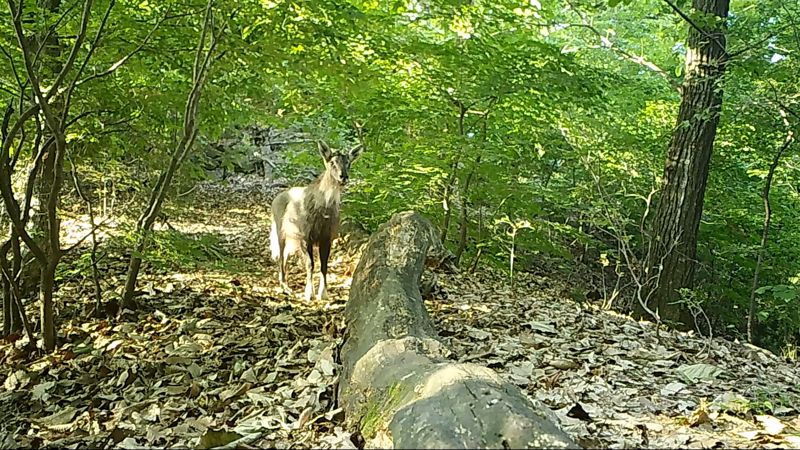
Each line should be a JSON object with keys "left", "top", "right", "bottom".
{"left": 339, "top": 211, "right": 578, "bottom": 449}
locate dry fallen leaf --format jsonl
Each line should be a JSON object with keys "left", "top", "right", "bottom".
{"left": 756, "top": 415, "right": 786, "bottom": 435}
{"left": 2, "top": 174, "right": 798, "bottom": 450}
{"left": 549, "top": 358, "right": 579, "bottom": 370}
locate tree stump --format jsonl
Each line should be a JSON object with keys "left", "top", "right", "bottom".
{"left": 339, "top": 211, "right": 579, "bottom": 449}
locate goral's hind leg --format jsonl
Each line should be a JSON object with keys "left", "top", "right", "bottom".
{"left": 303, "top": 242, "right": 314, "bottom": 301}
{"left": 278, "top": 243, "right": 291, "bottom": 293}
{"left": 317, "top": 238, "right": 331, "bottom": 300}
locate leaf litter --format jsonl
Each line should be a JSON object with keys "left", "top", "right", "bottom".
{"left": 427, "top": 269, "right": 800, "bottom": 449}
{"left": 0, "top": 173, "right": 797, "bottom": 449}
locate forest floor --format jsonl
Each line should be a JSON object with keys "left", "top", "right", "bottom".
{"left": 1, "top": 174, "right": 800, "bottom": 449}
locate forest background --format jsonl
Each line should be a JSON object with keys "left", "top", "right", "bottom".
{"left": 1, "top": 0, "right": 799, "bottom": 356}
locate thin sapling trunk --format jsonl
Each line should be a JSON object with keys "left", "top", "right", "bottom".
{"left": 747, "top": 116, "right": 794, "bottom": 343}
{"left": 122, "top": 0, "right": 219, "bottom": 308}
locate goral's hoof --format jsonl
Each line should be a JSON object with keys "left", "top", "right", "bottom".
{"left": 276, "top": 282, "right": 291, "bottom": 295}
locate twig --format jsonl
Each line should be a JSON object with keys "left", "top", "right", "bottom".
{"left": 728, "top": 23, "right": 793, "bottom": 60}
{"left": 62, "top": 217, "right": 113, "bottom": 255}
{"left": 660, "top": 0, "right": 725, "bottom": 53}
{"left": 61, "top": 0, "right": 116, "bottom": 122}
{"left": 69, "top": 6, "right": 171, "bottom": 90}
{"left": 0, "top": 249, "right": 34, "bottom": 343}
{"left": 45, "top": 0, "right": 95, "bottom": 101}
{"left": 67, "top": 152, "right": 104, "bottom": 311}
{"left": 0, "top": 43, "right": 23, "bottom": 90}
{"left": 564, "top": 1, "right": 679, "bottom": 91}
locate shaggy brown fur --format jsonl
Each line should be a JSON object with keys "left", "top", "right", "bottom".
{"left": 270, "top": 141, "right": 364, "bottom": 300}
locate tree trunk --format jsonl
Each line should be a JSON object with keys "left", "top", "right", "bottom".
{"left": 33, "top": 0, "right": 68, "bottom": 352}
{"left": 339, "top": 211, "right": 578, "bottom": 449}
{"left": 454, "top": 154, "right": 480, "bottom": 266}
{"left": 747, "top": 125, "right": 794, "bottom": 343}
{"left": 640, "top": 0, "right": 730, "bottom": 325}
{"left": 20, "top": 0, "right": 65, "bottom": 299}
{"left": 39, "top": 260, "right": 57, "bottom": 349}
{"left": 122, "top": 0, "right": 217, "bottom": 309}
{"left": 440, "top": 105, "right": 467, "bottom": 244}
{"left": 10, "top": 234, "right": 23, "bottom": 332}
{"left": 41, "top": 140, "right": 65, "bottom": 352}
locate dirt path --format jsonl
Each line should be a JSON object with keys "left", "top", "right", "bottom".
{"left": 1, "top": 175, "right": 799, "bottom": 449}
{"left": 2, "top": 177, "right": 356, "bottom": 449}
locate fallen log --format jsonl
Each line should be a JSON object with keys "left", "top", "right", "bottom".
{"left": 339, "top": 211, "right": 579, "bottom": 449}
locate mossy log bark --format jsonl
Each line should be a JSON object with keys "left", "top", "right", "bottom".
{"left": 339, "top": 211, "right": 579, "bottom": 449}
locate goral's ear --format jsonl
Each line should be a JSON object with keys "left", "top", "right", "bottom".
{"left": 318, "top": 141, "right": 333, "bottom": 161}
{"left": 348, "top": 144, "right": 364, "bottom": 161}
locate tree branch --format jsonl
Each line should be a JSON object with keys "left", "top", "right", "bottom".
{"left": 21, "top": 138, "right": 49, "bottom": 224}
{"left": 45, "top": 0, "right": 95, "bottom": 101}
{"left": 660, "top": 0, "right": 716, "bottom": 44}
{"left": 7, "top": 0, "right": 61, "bottom": 135}
{"left": 0, "top": 171, "right": 46, "bottom": 262}
{"left": 563, "top": 1, "right": 679, "bottom": 92}
{"left": 70, "top": 6, "right": 170, "bottom": 90}
{"left": 0, "top": 104, "right": 39, "bottom": 167}
{"left": 0, "top": 43, "right": 23, "bottom": 90}
{"left": 30, "top": 0, "right": 80, "bottom": 70}
{"left": 62, "top": 0, "right": 116, "bottom": 122}
{"left": 727, "top": 23, "right": 793, "bottom": 59}
{"left": 1, "top": 102, "right": 12, "bottom": 142}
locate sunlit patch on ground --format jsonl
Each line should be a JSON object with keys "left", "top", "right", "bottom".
{"left": 59, "top": 215, "right": 121, "bottom": 247}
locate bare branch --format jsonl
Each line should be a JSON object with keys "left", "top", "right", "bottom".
{"left": 31, "top": 0, "right": 81, "bottom": 71}
{"left": 1, "top": 102, "right": 12, "bottom": 141}
{"left": 0, "top": 43, "right": 23, "bottom": 90}
{"left": 62, "top": 217, "right": 113, "bottom": 254}
{"left": 62, "top": 0, "right": 116, "bottom": 122}
{"left": 660, "top": 0, "right": 725, "bottom": 53}
{"left": 0, "top": 104, "right": 39, "bottom": 166}
{"left": 71, "top": 7, "right": 170, "bottom": 90}
{"left": 45, "top": 0, "right": 95, "bottom": 101}
{"left": 563, "top": 1, "right": 679, "bottom": 92}
{"left": 7, "top": 0, "right": 61, "bottom": 135}
{"left": 0, "top": 172, "right": 46, "bottom": 262}
{"left": 728, "top": 23, "right": 793, "bottom": 60}
{"left": 192, "top": 1, "right": 213, "bottom": 83}
{"left": 11, "top": 112, "right": 36, "bottom": 170}
{"left": 21, "top": 138, "right": 49, "bottom": 224}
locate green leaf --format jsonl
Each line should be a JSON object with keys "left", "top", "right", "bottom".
{"left": 771, "top": 285, "right": 798, "bottom": 302}
{"left": 196, "top": 429, "right": 244, "bottom": 449}
{"left": 676, "top": 363, "right": 723, "bottom": 384}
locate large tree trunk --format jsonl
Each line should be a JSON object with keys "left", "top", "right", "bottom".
{"left": 339, "top": 211, "right": 578, "bottom": 449}
{"left": 640, "top": 0, "right": 730, "bottom": 325}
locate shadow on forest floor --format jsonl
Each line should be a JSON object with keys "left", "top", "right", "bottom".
{"left": 2, "top": 174, "right": 800, "bottom": 449}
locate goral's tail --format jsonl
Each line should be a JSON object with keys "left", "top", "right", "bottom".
{"left": 269, "top": 222, "right": 280, "bottom": 261}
